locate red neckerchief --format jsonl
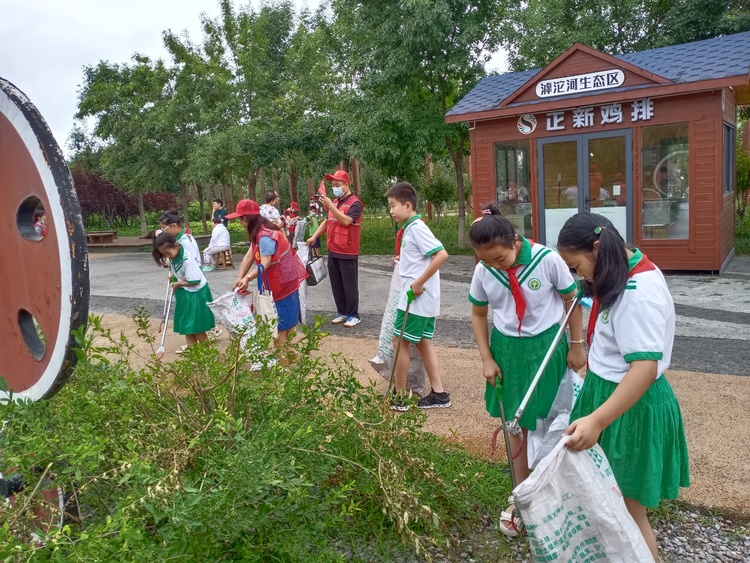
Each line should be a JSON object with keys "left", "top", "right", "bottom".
{"left": 586, "top": 252, "right": 656, "bottom": 346}
{"left": 507, "top": 239, "right": 533, "bottom": 335}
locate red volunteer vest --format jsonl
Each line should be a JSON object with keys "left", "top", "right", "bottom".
{"left": 253, "top": 227, "right": 308, "bottom": 300}
{"left": 327, "top": 193, "right": 363, "bottom": 256}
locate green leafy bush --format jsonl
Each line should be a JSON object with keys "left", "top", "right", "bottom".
{"left": 0, "top": 314, "right": 511, "bottom": 561}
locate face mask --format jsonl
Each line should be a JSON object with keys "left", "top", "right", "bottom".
{"left": 332, "top": 187, "right": 344, "bottom": 198}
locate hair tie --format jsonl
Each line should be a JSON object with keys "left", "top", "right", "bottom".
{"left": 482, "top": 209, "right": 492, "bottom": 216}
{"left": 594, "top": 226, "right": 604, "bottom": 235}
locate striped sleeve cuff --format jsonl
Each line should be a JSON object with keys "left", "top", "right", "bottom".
{"left": 468, "top": 294, "right": 488, "bottom": 306}
{"left": 557, "top": 281, "right": 578, "bottom": 295}
{"left": 424, "top": 245, "right": 445, "bottom": 257}
{"left": 623, "top": 352, "right": 663, "bottom": 362}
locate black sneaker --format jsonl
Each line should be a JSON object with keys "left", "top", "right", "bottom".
{"left": 417, "top": 390, "right": 451, "bottom": 409}
{"left": 389, "top": 391, "right": 410, "bottom": 412}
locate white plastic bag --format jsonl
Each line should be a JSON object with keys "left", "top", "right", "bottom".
{"left": 513, "top": 438, "right": 655, "bottom": 563}
{"left": 368, "top": 260, "right": 428, "bottom": 396}
{"left": 527, "top": 369, "right": 586, "bottom": 470}
{"left": 207, "top": 291, "right": 257, "bottom": 347}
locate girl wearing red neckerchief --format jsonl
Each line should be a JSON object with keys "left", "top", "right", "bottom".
{"left": 558, "top": 213, "right": 689, "bottom": 561}
{"left": 468, "top": 203, "right": 586, "bottom": 537}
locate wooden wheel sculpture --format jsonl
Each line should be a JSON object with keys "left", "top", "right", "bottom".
{"left": 0, "top": 77, "right": 88, "bottom": 401}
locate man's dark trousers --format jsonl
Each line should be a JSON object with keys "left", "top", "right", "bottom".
{"left": 327, "top": 256, "right": 359, "bottom": 318}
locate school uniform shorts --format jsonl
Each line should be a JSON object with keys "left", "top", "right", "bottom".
{"left": 392, "top": 310, "right": 435, "bottom": 343}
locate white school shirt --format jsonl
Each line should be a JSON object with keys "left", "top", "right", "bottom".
{"left": 396, "top": 216, "right": 444, "bottom": 318}
{"left": 177, "top": 229, "right": 201, "bottom": 266}
{"left": 208, "top": 224, "right": 231, "bottom": 249}
{"left": 170, "top": 247, "right": 207, "bottom": 292}
{"left": 468, "top": 238, "right": 577, "bottom": 337}
{"left": 588, "top": 250, "right": 675, "bottom": 383}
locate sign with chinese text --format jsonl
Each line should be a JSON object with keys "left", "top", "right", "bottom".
{"left": 545, "top": 99, "right": 654, "bottom": 132}
{"left": 536, "top": 69, "right": 625, "bottom": 98}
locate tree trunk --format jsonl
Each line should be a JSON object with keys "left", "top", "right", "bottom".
{"left": 137, "top": 191, "right": 147, "bottom": 237}
{"left": 271, "top": 172, "right": 279, "bottom": 196}
{"left": 425, "top": 152, "right": 433, "bottom": 220}
{"left": 446, "top": 133, "right": 468, "bottom": 247}
{"left": 258, "top": 168, "right": 265, "bottom": 201}
{"left": 247, "top": 170, "right": 257, "bottom": 200}
{"left": 197, "top": 184, "right": 208, "bottom": 234}
{"left": 180, "top": 182, "right": 191, "bottom": 230}
{"left": 289, "top": 166, "right": 299, "bottom": 204}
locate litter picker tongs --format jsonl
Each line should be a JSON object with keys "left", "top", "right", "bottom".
{"left": 497, "top": 294, "right": 580, "bottom": 489}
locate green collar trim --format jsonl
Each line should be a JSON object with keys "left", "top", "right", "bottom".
{"left": 628, "top": 248, "right": 643, "bottom": 272}
{"left": 513, "top": 235, "right": 532, "bottom": 267}
{"left": 177, "top": 227, "right": 187, "bottom": 240}
{"left": 400, "top": 214, "right": 422, "bottom": 230}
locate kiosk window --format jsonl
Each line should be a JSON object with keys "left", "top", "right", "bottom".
{"left": 724, "top": 123, "right": 735, "bottom": 195}
{"left": 641, "top": 123, "right": 689, "bottom": 240}
{"left": 495, "top": 141, "right": 532, "bottom": 237}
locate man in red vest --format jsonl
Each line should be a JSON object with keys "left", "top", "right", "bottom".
{"left": 306, "top": 169, "right": 364, "bottom": 327}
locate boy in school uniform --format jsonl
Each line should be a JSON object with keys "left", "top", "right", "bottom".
{"left": 385, "top": 182, "right": 450, "bottom": 410}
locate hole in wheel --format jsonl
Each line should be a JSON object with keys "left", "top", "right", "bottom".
{"left": 18, "top": 310, "right": 46, "bottom": 361}
{"left": 17, "top": 196, "right": 48, "bottom": 241}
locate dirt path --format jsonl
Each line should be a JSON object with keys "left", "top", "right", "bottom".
{"left": 93, "top": 313, "right": 750, "bottom": 519}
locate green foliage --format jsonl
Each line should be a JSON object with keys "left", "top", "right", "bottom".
{"left": 358, "top": 214, "right": 475, "bottom": 256}
{"left": 503, "top": 0, "right": 750, "bottom": 71}
{"left": 0, "top": 315, "right": 510, "bottom": 560}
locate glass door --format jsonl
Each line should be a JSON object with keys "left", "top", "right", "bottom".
{"left": 539, "top": 139, "right": 580, "bottom": 248}
{"left": 537, "top": 130, "right": 632, "bottom": 247}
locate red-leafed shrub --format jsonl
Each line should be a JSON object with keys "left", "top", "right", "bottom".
{"left": 70, "top": 165, "right": 175, "bottom": 227}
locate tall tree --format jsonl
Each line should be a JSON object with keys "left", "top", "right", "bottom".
{"left": 76, "top": 56, "right": 176, "bottom": 235}
{"left": 503, "top": 0, "right": 750, "bottom": 71}
{"left": 332, "top": 0, "right": 506, "bottom": 246}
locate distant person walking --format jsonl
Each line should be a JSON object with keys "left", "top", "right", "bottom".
{"left": 306, "top": 169, "right": 364, "bottom": 327}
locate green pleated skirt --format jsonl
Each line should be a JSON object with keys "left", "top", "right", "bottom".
{"left": 484, "top": 324, "right": 569, "bottom": 431}
{"left": 173, "top": 284, "right": 215, "bottom": 335}
{"left": 571, "top": 371, "right": 690, "bottom": 507}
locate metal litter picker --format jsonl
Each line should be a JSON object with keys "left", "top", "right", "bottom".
{"left": 156, "top": 281, "right": 174, "bottom": 361}
{"left": 494, "top": 295, "right": 580, "bottom": 534}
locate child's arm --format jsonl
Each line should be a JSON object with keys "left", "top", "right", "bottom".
{"left": 306, "top": 219, "right": 327, "bottom": 245}
{"left": 566, "top": 359, "right": 657, "bottom": 451}
{"left": 410, "top": 249, "right": 448, "bottom": 296}
{"left": 471, "top": 304, "right": 502, "bottom": 386}
{"left": 560, "top": 289, "right": 586, "bottom": 371}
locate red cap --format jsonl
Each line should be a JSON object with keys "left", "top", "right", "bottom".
{"left": 225, "top": 199, "right": 260, "bottom": 218}
{"left": 324, "top": 170, "right": 350, "bottom": 184}
{"left": 291, "top": 202, "right": 299, "bottom": 211}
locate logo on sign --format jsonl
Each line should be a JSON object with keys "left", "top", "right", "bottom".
{"left": 517, "top": 114, "right": 537, "bottom": 134}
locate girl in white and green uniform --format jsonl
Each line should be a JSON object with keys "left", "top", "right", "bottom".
{"left": 153, "top": 232, "right": 215, "bottom": 349}
{"left": 557, "top": 212, "right": 689, "bottom": 561}
{"left": 468, "top": 203, "right": 586, "bottom": 537}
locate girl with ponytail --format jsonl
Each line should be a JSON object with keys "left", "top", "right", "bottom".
{"left": 468, "top": 203, "right": 585, "bottom": 537}
{"left": 557, "top": 212, "right": 689, "bottom": 560}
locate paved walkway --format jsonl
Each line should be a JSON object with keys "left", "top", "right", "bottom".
{"left": 88, "top": 252, "right": 750, "bottom": 376}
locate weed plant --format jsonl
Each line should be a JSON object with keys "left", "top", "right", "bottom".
{"left": 0, "top": 313, "right": 512, "bottom": 561}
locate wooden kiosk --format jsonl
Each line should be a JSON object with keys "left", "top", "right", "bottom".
{"left": 447, "top": 32, "right": 750, "bottom": 270}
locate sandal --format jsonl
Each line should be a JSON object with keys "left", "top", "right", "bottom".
{"left": 175, "top": 344, "right": 188, "bottom": 354}
{"left": 499, "top": 495, "right": 525, "bottom": 538}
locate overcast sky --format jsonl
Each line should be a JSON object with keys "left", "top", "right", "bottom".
{"left": 1, "top": 0, "right": 505, "bottom": 156}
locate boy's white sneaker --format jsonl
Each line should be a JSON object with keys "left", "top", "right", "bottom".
{"left": 344, "top": 316, "right": 361, "bottom": 327}
{"left": 331, "top": 314, "right": 347, "bottom": 324}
